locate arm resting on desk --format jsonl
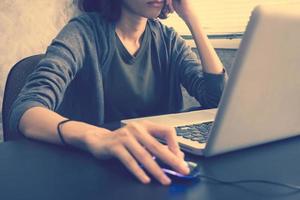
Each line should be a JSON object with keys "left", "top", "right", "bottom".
{"left": 19, "top": 106, "right": 189, "bottom": 185}
{"left": 19, "top": 106, "right": 110, "bottom": 150}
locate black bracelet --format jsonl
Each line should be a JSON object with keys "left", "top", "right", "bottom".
{"left": 57, "top": 119, "right": 73, "bottom": 146}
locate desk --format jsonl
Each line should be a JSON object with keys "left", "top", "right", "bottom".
{"left": 1, "top": 134, "right": 300, "bottom": 200}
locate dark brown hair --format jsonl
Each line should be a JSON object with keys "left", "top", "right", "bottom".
{"left": 77, "top": 0, "right": 169, "bottom": 22}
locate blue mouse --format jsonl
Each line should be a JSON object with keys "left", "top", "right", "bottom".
{"left": 140, "top": 157, "right": 200, "bottom": 180}
{"left": 156, "top": 158, "right": 200, "bottom": 180}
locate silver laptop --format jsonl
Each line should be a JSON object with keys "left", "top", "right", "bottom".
{"left": 122, "top": 5, "right": 300, "bottom": 156}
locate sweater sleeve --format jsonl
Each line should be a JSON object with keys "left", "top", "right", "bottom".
{"left": 169, "top": 29, "right": 226, "bottom": 109}
{"left": 8, "top": 14, "right": 96, "bottom": 134}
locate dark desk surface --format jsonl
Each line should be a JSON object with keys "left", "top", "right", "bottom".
{"left": 1, "top": 134, "right": 300, "bottom": 200}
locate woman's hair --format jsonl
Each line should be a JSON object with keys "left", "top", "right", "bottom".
{"left": 77, "top": 0, "right": 169, "bottom": 22}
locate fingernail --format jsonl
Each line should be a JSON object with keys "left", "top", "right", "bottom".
{"left": 162, "top": 176, "right": 171, "bottom": 185}
{"left": 143, "top": 176, "right": 151, "bottom": 184}
{"left": 181, "top": 162, "right": 190, "bottom": 174}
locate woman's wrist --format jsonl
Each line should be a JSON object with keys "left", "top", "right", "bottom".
{"left": 58, "top": 120, "right": 111, "bottom": 152}
{"left": 82, "top": 126, "right": 112, "bottom": 154}
{"left": 182, "top": 13, "right": 201, "bottom": 31}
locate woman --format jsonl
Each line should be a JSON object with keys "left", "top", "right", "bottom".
{"left": 9, "top": 0, "right": 226, "bottom": 185}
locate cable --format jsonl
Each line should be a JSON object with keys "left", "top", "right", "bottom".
{"left": 197, "top": 174, "right": 300, "bottom": 191}
{"left": 155, "top": 157, "right": 300, "bottom": 191}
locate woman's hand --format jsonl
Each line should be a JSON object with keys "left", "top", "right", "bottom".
{"left": 85, "top": 121, "right": 190, "bottom": 185}
{"left": 166, "top": 0, "right": 197, "bottom": 22}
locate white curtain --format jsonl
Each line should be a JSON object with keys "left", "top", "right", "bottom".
{"left": 163, "top": 0, "right": 300, "bottom": 35}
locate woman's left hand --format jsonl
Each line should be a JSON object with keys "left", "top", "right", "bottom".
{"left": 166, "top": 0, "right": 197, "bottom": 22}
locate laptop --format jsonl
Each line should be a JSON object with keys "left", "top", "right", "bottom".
{"left": 122, "top": 5, "right": 300, "bottom": 156}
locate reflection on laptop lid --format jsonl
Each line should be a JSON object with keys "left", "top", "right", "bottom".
{"left": 122, "top": 5, "right": 300, "bottom": 157}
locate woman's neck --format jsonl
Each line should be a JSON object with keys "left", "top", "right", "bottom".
{"left": 115, "top": 7, "right": 148, "bottom": 46}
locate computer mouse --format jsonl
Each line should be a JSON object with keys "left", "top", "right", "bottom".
{"left": 155, "top": 158, "right": 200, "bottom": 180}
{"left": 140, "top": 157, "right": 200, "bottom": 180}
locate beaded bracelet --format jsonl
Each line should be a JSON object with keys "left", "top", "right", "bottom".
{"left": 57, "top": 119, "right": 73, "bottom": 146}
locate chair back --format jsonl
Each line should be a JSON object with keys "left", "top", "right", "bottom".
{"left": 2, "top": 54, "right": 44, "bottom": 141}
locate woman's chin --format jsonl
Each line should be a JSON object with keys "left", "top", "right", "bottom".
{"left": 141, "top": 10, "right": 162, "bottom": 19}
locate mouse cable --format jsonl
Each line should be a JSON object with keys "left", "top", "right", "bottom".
{"left": 197, "top": 174, "right": 300, "bottom": 190}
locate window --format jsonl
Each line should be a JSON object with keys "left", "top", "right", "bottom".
{"left": 162, "top": 0, "right": 300, "bottom": 49}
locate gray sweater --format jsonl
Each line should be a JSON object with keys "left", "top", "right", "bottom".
{"left": 9, "top": 12, "right": 225, "bottom": 136}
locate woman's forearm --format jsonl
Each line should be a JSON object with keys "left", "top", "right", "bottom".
{"left": 19, "top": 106, "right": 111, "bottom": 151}
{"left": 184, "top": 15, "right": 224, "bottom": 74}
{"left": 169, "top": 0, "right": 225, "bottom": 73}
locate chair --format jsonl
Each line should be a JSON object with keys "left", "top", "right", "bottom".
{"left": 2, "top": 54, "right": 44, "bottom": 141}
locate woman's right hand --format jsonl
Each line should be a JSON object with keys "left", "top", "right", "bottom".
{"left": 85, "top": 121, "right": 190, "bottom": 185}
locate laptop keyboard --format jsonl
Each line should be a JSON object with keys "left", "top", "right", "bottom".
{"left": 175, "top": 121, "right": 214, "bottom": 144}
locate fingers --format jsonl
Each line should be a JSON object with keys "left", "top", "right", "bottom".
{"left": 110, "top": 145, "right": 151, "bottom": 184}
{"left": 127, "top": 122, "right": 190, "bottom": 175}
{"left": 141, "top": 121, "right": 183, "bottom": 160}
{"left": 146, "top": 138, "right": 189, "bottom": 175}
{"left": 121, "top": 133, "right": 172, "bottom": 185}
{"left": 108, "top": 121, "right": 189, "bottom": 185}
